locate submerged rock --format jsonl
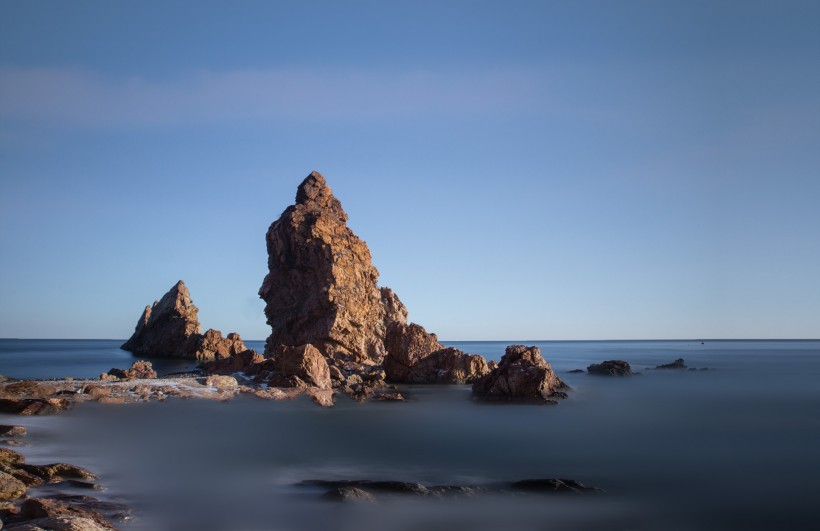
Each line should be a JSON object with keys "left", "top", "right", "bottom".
{"left": 587, "top": 360, "right": 633, "bottom": 376}
{"left": 472, "top": 345, "right": 568, "bottom": 403}
{"left": 655, "top": 358, "right": 687, "bottom": 369}
{"left": 0, "top": 426, "right": 27, "bottom": 438}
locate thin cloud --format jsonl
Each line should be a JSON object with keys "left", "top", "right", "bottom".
{"left": 0, "top": 67, "right": 549, "bottom": 127}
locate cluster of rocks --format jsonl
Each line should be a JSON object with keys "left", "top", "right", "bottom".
{"left": 1, "top": 426, "right": 129, "bottom": 530}
{"left": 121, "top": 280, "right": 249, "bottom": 362}
{"left": 302, "top": 477, "right": 603, "bottom": 503}
{"left": 117, "top": 172, "right": 569, "bottom": 406}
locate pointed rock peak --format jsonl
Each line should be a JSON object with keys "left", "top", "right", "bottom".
{"left": 295, "top": 171, "right": 343, "bottom": 213}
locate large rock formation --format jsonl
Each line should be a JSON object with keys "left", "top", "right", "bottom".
{"left": 258, "top": 171, "right": 493, "bottom": 389}
{"left": 472, "top": 345, "right": 568, "bottom": 403}
{"left": 122, "top": 281, "right": 251, "bottom": 362}
{"left": 259, "top": 172, "right": 393, "bottom": 363}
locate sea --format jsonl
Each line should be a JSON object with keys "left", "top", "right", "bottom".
{"left": 1, "top": 338, "right": 819, "bottom": 531}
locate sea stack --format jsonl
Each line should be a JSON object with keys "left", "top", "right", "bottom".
{"left": 259, "top": 171, "right": 400, "bottom": 363}
{"left": 122, "top": 280, "right": 250, "bottom": 361}
{"left": 259, "top": 171, "right": 490, "bottom": 385}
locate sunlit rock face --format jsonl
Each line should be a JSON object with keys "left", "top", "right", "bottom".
{"left": 259, "top": 171, "right": 396, "bottom": 363}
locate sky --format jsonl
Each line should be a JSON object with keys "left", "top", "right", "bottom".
{"left": 1, "top": 0, "right": 818, "bottom": 340}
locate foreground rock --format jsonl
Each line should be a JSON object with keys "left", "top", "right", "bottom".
{"left": 121, "top": 280, "right": 251, "bottom": 362}
{"left": 472, "top": 345, "right": 568, "bottom": 403}
{"left": 302, "top": 477, "right": 603, "bottom": 501}
{"left": 587, "top": 360, "right": 633, "bottom": 376}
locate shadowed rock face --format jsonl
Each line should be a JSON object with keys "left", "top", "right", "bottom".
{"left": 472, "top": 345, "right": 568, "bottom": 403}
{"left": 121, "top": 281, "right": 202, "bottom": 358}
{"left": 259, "top": 172, "right": 393, "bottom": 363}
{"left": 121, "top": 281, "right": 249, "bottom": 362}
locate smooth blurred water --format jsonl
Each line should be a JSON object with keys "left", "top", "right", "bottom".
{"left": 3, "top": 339, "right": 820, "bottom": 531}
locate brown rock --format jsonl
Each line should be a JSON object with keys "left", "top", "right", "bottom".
{"left": 204, "top": 375, "right": 239, "bottom": 391}
{"left": 380, "top": 287, "right": 408, "bottom": 326}
{"left": 0, "top": 471, "right": 26, "bottom": 500}
{"left": 0, "top": 398, "right": 70, "bottom": 416}
{"left": 5, "top": 516, "right": 112, "bottom": 531}
{"left": 0, "top": 463, "right": 43, "bottom": 487}
{"left": 17, "top": 463, "right": 97, "bottom": 482}
{"left": 193, "top": 330, "right": 248, "bottom": 362}
{"left": 19, "top": 499, "right": 115, "bottom": 530}
{"left": 201, "top": 349, "right": 263, "bottom": 375}
{"left": 259, "top": 172, "right": 396, "bottom": 363}
{"left": 305, "top": 388, "right": 335, "bottom": 408}
{"left": 1, "top": 382, "right": 56, "bottom": 399}
{"left": 0, "top": 448, "right": 24, "bottom": 465}
{"left": 383, "top": 323, "right": 490, "bottom": 384}
{"left": 587, "top": 360, "right": 633, "bottom": 376}
{"left": 121, "top": 280, "right": 202, "bottom": 358}
{"left": 383, "top": 322, "right": 442, "bottom": 381}
{"left": 266, "top": 344, "right": 332, "bottom": 390}
{"left": 0, "top": 425, "right": 26, "bottom": 437}
{"left": 472, "top": 345, "right": 568, "bottom": 403}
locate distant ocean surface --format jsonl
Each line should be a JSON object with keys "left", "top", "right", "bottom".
{"left": 3, "top": 338, "right": 820, "bottom": 530}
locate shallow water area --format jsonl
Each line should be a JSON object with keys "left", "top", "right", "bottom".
{"left": 2, "top": 340, "right": 820, "bottom": 530}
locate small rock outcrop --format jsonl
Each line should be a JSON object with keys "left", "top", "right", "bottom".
{"left": 472, "top": 345, "right": 568, "bottom": 403}
{"left": 587, "top": 360, "right": 633, "bottom": 376}
{"left": 656, "top": 358, "right": 687, "bottom": 369}
{"left": 122, "top": 281, "right": 251, "bottom": 362}
{"left": 383, "top": 323, "right": 490, "bottom": 384}
{"left": 261, "top": 344, "right": 332, "bottom": 390}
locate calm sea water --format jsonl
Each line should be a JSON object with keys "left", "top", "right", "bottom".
{"left": 2, "top": 339, "right": 820, "bottom": 530}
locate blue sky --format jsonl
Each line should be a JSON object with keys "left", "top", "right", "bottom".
{"left": 1, "top": 0, "right": 818, "bottom": 340}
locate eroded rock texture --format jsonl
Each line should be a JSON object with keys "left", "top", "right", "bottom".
{"left": 472, "top": 345, "right": 568, "bottom": 403}
{"left": 121, "top": 280, "right": 202, "bottom": 358}
{"left": 122, "top": 281, "right": 250, "bottom": 362}
{"left": 259, "top": 172, "right": 392, "bottom": 363}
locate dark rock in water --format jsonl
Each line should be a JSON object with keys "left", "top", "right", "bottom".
{"left": 122, "top": 280, "right": 248, "bottom": 361}
{"left": 383, "top": 323, "right": 490, "bottom": 384}
{"left": 0, "top": 398, "right": 71, "bottom": 416}
{"left": 587, "top": 360, "right": 633, "bottom": 376}
{"left": 259, "top": 171, "right": 394, "bottom": 363}
{"left": 567, "top": 369, "right": 585, "bottom": 374}
{"left": 472, "top": 345, "right": 568, "bottom": 403}
{"left": 17, "top": 463, "right": 97, "bottom": 482}
{"left": 303, "top": 478, "right": 603, "bottom": 502}
{"left": 18, "top": 497, "right": 117, "bottom": 530}
{"left": 0, "top": 425, "right": 27, "bottom": 438}
{"left": 322, "top": 486, "right": 378, "bottom": 502}
{"left": 511, "top": 478, "right": 604, "bottom": 494}
{"left": 656, "top": 358, "right": 687, "bottom": 369}
{"left": 52, "top": 479, "right": 103, "bottom": 491}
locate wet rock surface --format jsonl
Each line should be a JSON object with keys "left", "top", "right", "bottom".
{"left": 655, "top": 358, "right": 687, "bottom": 369}
{"left": 302, "top": 477, "right": 603, "bottom": 502}
{"left": 472, "top": 345, "right": 568, "bottom": 403}
{"left": 587, "top": 360, "right": 633, "bottom": 376}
